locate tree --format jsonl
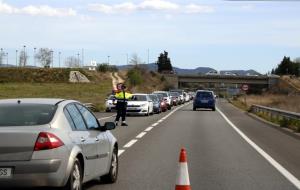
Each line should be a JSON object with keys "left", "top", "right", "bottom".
{"left": 156, "top": 51, "right": 173, "bottom": 73}
{"left": 129, "top": 53, "right": 143, "bottom": 66}
{"left": 273, "top": 56, "right": 300, "bottom": 76}
{"left": 35, "top": 48, "right": 52, "bottom": 68}
{"left": 65, "top": 56, "right": 80, "bottom": 68}
{"left": 19, "top": 50, "right": 29, "bottom": 67}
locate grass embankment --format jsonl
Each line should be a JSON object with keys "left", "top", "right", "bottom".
{"left": 0, "top": 68, "right": 112, "bottom": 111}
{"left": 230, "top": 94, "right": 300, "bottom": 132}
{"left": 124, "top": 67, "right": 171, "bottom": 93}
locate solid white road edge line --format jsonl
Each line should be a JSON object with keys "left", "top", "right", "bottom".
{"left": 152, "top": 123, "right": 159, "bottom": 127}
{"left": 136, "top": 132, "right": 147, "bottom": 139}
{"left": 217, "top": 108, "right": 300, "bottom": 189}
{"left": 123, "top": 139, "right": 138, "bottom": 148}
{"left": 118, "top": 149, "right": 125, "bottom": 157}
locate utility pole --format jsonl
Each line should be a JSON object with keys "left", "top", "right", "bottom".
{"left": 147, "top": 48, "right": 150, "bottom": 64}
{"left": 77, "top": 53, "right": 80, "bottom": 67}
{"left": 23, "top": 45, "right": 26, "bottom": 67}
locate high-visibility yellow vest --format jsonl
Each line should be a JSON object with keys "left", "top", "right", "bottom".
{"left": 115, "top": 91, "right": 133, "bottom": 101}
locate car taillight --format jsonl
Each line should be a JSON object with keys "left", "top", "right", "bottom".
{"left": 34, "top": 132, "right": 64, "bottom": 151}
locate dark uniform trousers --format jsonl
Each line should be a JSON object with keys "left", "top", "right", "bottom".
{"left": 115, "top": 100, "right": 127, "bottom": 122}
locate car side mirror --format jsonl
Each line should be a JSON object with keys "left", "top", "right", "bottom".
{"left": 103, "top": 122, "right": 116, "bottom": 131}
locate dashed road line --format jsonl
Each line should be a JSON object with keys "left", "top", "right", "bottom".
{"left": 118, "top": 149, "right": 125, "bottom": 156}
{"left": 217, "top": 108, "right": 300, "bottom": 189}
{"left": 123, "top": 139, "right": 138, "bottom": 148}
{"left": 136, "top": 132, "right": 147, "bottom": 139}
{"left": 98, "top": 114, "right": 116, "bottom": 121}
{"left": 118, "top": 102, "right": 191, "bottom": 158}
{"left": 145, "top": 127, "right": 153, "bottom": 132}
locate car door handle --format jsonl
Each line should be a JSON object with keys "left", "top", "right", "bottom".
{"left": 81, "top": 137, "right": 86, "bottom": 142}
{"left": 95, "top": 137, "right": 100, "bottom": 142}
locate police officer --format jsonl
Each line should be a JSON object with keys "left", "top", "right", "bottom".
{"left": 114, "top": 84, "right": 132, "bottom": 126}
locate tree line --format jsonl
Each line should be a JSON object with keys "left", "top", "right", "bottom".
{"left": 271, "top": 56, "right": 300, "bottom": 76}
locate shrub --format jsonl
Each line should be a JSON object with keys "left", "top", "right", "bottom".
{"left": 127, "top": 68, "right": 143, "bottom": 86}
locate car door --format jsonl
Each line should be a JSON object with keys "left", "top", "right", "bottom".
{"left": 65, "top": 104, "right": 97, "bottom": 178}
{"left": 76, "top": 104, "right": 111, "bottom": 177}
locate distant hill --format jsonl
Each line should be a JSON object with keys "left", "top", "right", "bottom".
{"left": 116, "top": 63, "right": 261, "bottom": 76}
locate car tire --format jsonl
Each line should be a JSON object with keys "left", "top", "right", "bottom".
{"left": 63, "top": 158, "right": 82, "bottom": 190}
{"left": 106, "top": 108, "right": 111, "bottom": 112}
{"left": 102, "top": 148, "right": 118, "bottom": 183}
{"left": 212, "top": 107, "right": 216, "bottom": 111}
{"left": 193, "top": 107, "right": 196, "bottom": 111}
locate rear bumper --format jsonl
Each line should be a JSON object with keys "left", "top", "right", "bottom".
{"left": 0, "top": 159, "right": 66, "bottom": 187}
{"left": 193, "top": 102, "right": 215, "bottom": 108}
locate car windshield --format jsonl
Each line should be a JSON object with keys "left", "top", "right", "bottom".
{"left": 170, "top": 92, "right": 179, "bottom": 97}
{"left": 196, "top": 92, "right": 213, "bottom": 99}
{"left": 131, "top": 95, "right": 147, "bottom": 101}
{"left": 0, "top": 104, "right": 57, "bottom": 126}
{"left": 154, "top": 93, "right": 168, "bottom": 98}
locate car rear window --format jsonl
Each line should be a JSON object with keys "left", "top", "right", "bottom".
{"left": 0, "top": 104, "right": 57, "bottom": 126}
{"left": 149, "top": 95, "right": 158, "bottom": 102}
{"left": 154, "top": 93, "right": 168, "bottom": 97}
{"left": 132, "top": 95, "right": 147, "bottom": 101}
{"left": 196, "top": 92, "right": 213, "bottom": 99}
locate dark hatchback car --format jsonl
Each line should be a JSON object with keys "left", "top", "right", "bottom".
{"left": 193, "top": 90, "right": 216, "bottom": 111}
{"left": 149, "top": 94, "right": 161, "bottom": 114}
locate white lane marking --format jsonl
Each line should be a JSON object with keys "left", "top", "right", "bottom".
{"left": 98, "top": 114, "right": 116, "bottom": 121}
{"left": 217, "top": 108, "right": 300, "bottom": 189}
{"left": 158, "top": 119, "right": 164, "bottom": 123}
{"left": 145, "top": 127, "right": 153, "bottom": 132}
{"left": 118, "top": 149, "right": 125, "bottom": 157}
{"left": 152, "top": 123, "right": 159, "bottom": 127}
{"left": 136, "top": 132, "right": 147, "bottom": 139}
{"left": 123, "top": 139, "right": 138, "bottom": 148}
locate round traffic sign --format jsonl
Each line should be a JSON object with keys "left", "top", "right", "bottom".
{"left": 242, "top": 84, "right": 249, "bottom": 91}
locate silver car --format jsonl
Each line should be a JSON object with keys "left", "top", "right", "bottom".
{"left": 0, "top": 98, "right": 118, "bottom": 190}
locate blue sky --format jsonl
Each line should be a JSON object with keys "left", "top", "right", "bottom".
{"left": 0, "top": 0, "right": 300, "bottom": 73}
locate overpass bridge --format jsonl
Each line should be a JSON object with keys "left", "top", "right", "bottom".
{"left": 164, "top": 74, "right": 279, "bottom": 93}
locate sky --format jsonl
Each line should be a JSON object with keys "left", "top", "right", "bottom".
{"left": 0, "top": 0, "right": 300, "bottom": 73}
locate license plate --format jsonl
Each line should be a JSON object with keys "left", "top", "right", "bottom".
{"left": 201, "top": 100, "right": 209, "bottom": 103}
{"left": 0, "top": 168, "right": 12, "bottom": 178}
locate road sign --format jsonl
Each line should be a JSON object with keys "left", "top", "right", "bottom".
{"left": 242, "top": 84, "right": 249, "bottom": 91}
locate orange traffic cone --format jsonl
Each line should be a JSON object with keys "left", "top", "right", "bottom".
{"left": 175, "top": 148, "right": 191, "bottom": 190}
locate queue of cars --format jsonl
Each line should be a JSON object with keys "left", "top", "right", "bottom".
{"left": 105, "top": 89, "right": 195, "bottom": 116}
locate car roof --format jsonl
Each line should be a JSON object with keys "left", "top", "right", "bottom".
{"left": 0, "top": 98, "right": 65, "bottom": 105}
{"left": 133, "top": 93, "right": 148, "bottom": 96}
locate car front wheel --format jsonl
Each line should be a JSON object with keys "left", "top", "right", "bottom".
{"left": 102, "top": 148, "right": 118, "bottom": 183}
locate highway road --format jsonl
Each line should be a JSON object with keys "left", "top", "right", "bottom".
{"left": 89, "top": 99, "right": 300, "bottom": 190}
{"left": 4, "top": 99, "right": 300, "bottom": 190}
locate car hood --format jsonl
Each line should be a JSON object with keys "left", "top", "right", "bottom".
{"left": 127, "top": 101, "right": 148, "bottom": 106}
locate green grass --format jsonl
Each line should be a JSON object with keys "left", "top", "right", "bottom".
{"left": 0, "top": 82, "right": 112, "bottom": 111}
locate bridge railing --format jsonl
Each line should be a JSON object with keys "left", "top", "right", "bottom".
{"left": 250, "top": 104, "right": 300, "bottom": 121}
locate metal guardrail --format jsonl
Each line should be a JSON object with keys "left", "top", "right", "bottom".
{"left": 250, "top": 104, "right": 300, "bottom": 121}
{"left": 83, "top": 103, "right": 98, "bottom": 112}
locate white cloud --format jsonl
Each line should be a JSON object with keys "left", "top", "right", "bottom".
{"left": 184, "top": 4, "right": 215, "bottom": 14}
{"left": 88, "top": 0, "right": 215, "bottom": 14}
{"left": 0, "top": 1, "right": 77, "bottom": 17}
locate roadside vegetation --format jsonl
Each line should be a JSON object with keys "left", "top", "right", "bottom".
{"left": 0, "top": 68, "right": 112, "bottom": 111}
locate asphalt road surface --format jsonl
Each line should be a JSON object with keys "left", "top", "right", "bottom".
{"left": 5, "top": 99, "right": 300, "bottom": 190}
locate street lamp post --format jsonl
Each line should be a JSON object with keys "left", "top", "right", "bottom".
{"left": 16, "top": 50, "right": 18, "bottom": 67}
{"left": 34, "top": 47, "right": 37, "bottom": 67}
{"left": 0, "top": 48, "right": 3, "bottom": 65}
{"left": 6, "top": 52, "right": 8, "bottom": 66}
{"left": 23, "top": 45, "right": 26, "bottom": 67}
{"left": 59, "top": 52, "right": 61, "bottom": 68}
